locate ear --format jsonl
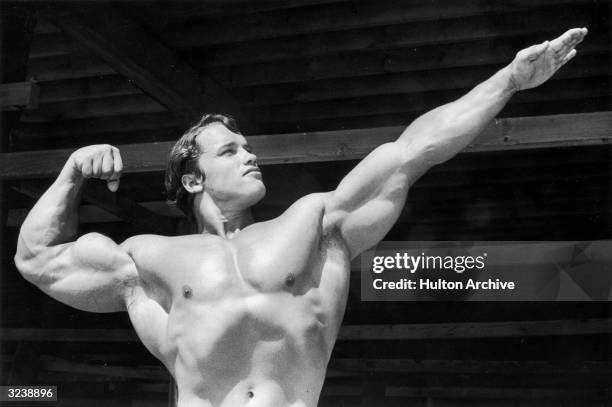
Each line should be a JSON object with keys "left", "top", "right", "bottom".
{"left": 181, "top": 173, "right": 204, "bottom": 193}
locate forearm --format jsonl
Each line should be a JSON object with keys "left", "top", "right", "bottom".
{"left": 15, "top": 156, "right": 85, "bottom": 268}
{"left": 398, "top": 65, "right": 516, "bottom": 167}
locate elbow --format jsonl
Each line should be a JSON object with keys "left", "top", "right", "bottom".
{"left": 14, "top": 236, "right": 42, "bottom": 284}
{"left": 14, "top": 254, "right": 38, "bottom": 284}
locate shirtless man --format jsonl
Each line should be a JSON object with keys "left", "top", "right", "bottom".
{"left": 14, "top": 28, "right": 586, "bottom": 407}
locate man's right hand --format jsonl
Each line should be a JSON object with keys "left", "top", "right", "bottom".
{"left": 70, "top": 144, "right": 123, "bottom": 192}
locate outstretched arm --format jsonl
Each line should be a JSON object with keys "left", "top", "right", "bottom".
{"left": 323, "top": 28, "right": 587, "bottom": 258}
{"left": 14, "top": 145, "right": 135, "bottom": 312}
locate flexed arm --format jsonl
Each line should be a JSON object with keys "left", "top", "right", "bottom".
{"left": 323, "top": 28, "right": 587, "bottom": 258}
{"left": 14, "top": 145, "right": 137, "bottom": 312}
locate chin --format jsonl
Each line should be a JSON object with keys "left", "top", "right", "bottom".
{"left": 241, "top": 182, "right": 266, "bottom": 207}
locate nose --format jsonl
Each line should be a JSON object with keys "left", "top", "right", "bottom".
{"left": 243, "top": 149, "right": 257, "bottom": 166}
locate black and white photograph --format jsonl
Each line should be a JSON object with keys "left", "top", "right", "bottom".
{"left": 0, "top": 0, "right": 611, "bottom": 406}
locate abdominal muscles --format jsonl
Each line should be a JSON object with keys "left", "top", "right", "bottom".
{"left": 170, "top": 289, "right": 330, "bottom": 407}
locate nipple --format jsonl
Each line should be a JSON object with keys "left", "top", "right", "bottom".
{"left": 286, "top": 273, "right": 295, "bottom": 287}
{"left": 182, "top": 285, "right": 193, "bottom": 299}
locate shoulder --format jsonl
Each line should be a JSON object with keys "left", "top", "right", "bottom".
{"left": 277, "top": 192, "right": 343, "bottom": 235}
{"left": 120, "top": 234, "right": 173, "bottom": 255}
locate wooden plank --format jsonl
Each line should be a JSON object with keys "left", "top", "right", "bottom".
{"left": 41, "top": 355, "right": 169, "bottom": 380}
{"left": 265, "top": 97, "right": 612, "bottom": 134}
{"left": 28, "top": 54, "right": 116, "bottom": 82}
{"left": 13, "top": 181, "right": 176, "bottom": 235}
{"left": 37, "top": 75, "right": 141, "bottom": 104}
{"left": 41, "top": 4, "right": 254, "bottom": 130}
{"left": 385, "top": 386, "right": 609, "bottom": 400}
{"left": 21, "top": 94, "right": 167, "bottom": 123}
{"left": 234, "top": 53, "right": 609, "bottom": 105}
{"left": 0, "top": 81, "right": 39, "bottom": 110}
{"left": 160, "top": 0, "right": 345, "bottom": 20}
{"left": 1, "top": 112, "right": 611, "bottom": 180}
{"left": 328, "top": 359, "right": 611, "bottom": 376}
{"left": 15, "top": 112, "right": 182, "bottom": 140}
{"left": 3, "top": 318, "right": 610, "bottom": 343}
{"left": 208, "top": 34, "right": 608, "bottom": 88}
{"left": 201, "top": 6, "right": 601, "bottom": 67}
{"left": 166, "top": 0, "right": 594, "bottom": 47}
{"left": 250, "top": 77, "right": 610, "bottom": 123}
{"left": 19, "top": 55, "right": 606, "bottom": 138}
{"left": 338, "top": 318, "right": 612, "bottom": 341}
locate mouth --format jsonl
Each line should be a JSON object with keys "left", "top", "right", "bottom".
{"left": 243, "top": 167, "right": 261, "bottom": 176}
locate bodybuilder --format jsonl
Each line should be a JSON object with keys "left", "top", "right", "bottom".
{"left": 15, "top": 29, "right": 586, "bottom": 407}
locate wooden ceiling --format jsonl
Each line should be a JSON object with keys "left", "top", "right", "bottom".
{"left": 1, "top": 2, "right": 611, "bottom": 405}
{"left": 3, "top": 0, "right": 609, "bottom": 241}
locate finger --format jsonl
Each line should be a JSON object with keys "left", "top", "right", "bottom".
{"left": 525, "top": 41, "right": 549, "bottom": 61}
{"left": 107, "top": 179, "right": 120, "bottom": 192}
{"left": 111, "top": 147, "right": 123, "bottom": 179}
{"left": 101, "top": 151, "right": 114, "bottom": 180}
{"left": 558, "top": 49, "right": 577, "bottom": 68}
{"left": 81, "top": 158, "right": 93, "bottom": 178}
{"left": 92, "top": 153, "right": 103, "bottom": 178}
{"left": 551, "top": 28, "right": 587, "bottom": 56}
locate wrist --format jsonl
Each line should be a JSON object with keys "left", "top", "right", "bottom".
{"left": 500, "top": 65, "right": 521, "bottom": 94}
{"left": 58, "top": 153, "right": 86, "bottom": 186}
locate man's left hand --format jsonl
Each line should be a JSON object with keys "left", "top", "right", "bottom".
{"left": 509, "top": 27, "right": 587, "bottom": 91}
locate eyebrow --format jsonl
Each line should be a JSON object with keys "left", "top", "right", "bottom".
{"left": 216, "top": 142, "right": 253, "bottom": 153}
{"left": 216, "top": 142, "right": 237, "bottom": 153}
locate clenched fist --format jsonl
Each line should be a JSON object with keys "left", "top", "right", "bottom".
{"left": 509, "top": 27, "right": 587, "bottom": 91}
{"left": 69, "top": 144, "right": 123, "bottom": 192}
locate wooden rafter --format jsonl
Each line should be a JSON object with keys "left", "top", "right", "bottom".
{"left": 13, "top": 180, "right": 176, "bottom": 235}
{"left": 2, "top": 318, "right": 610, "bottom": 342}
{"left": 40, "top": 3, "right": 254, "bottom": 131}
{"left": 0, "top": 81, "right": 39, "bottom": 111}
{"left": 1, "top": 112, "right": 611, "bottom": 180}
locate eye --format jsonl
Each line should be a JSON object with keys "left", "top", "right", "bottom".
{"left": 221, "top": 148, "right": 235, "bottom": 156}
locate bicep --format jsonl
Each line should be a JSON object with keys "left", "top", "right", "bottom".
{"left": 324, "top": 142, "right": 428, "bottom": 258}
{"left": 32, "top": 233, "right": 137, "bottom": 313}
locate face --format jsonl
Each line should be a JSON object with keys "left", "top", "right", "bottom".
{"left": 193, "top": 123, "right": 266, "bottom": 209}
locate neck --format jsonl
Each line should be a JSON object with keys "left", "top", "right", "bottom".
{"left": 194, "top": 193, "right": 254, "bottom": 238}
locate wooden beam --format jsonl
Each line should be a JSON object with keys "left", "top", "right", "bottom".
{"left": 37, "top": 75, "right": 141, "bottom": 104}
{"left": 29, "top": 51, "right": 606, "bottom": 108}
{"left": 385, "top": 386, "right": 609, "bottom": 400}
{"left": 41, "top": 3, "right": 254, "bottom": 130}
{"left": 166, "top": 0, "right": 593, "bottom": 47}
{"left": 28, "top": 54, "right": 116, "bottom": 82}
{"left": 1, "top": 112, "right": 610, "bottom": 180}
{"left": 250, "top": 77, "right": 609, "bottom": 123}
{"left": 21, "top": 93, "right": 167, "bottom": 123}
{"left": 233, "top": 53, "right": 608, "bottom": 105}
{"left": 15, "top": 112, "right": 182, "bottom": 140}
{"left": 41, "top": 355, "right": 169, "bottom": 380}
{"left": 0, "top": 81, "right": 39, "bottom": 110}
{"left": 208, "top": 34, "right": 607, "bottom": 88}
{"left": 338, "top": 318, "right": 612, "bottom": 341}
{"left": 2, "top": 318, "right": 610, "bottom": 343}
{"left": 200, "top": 6, "right": 602, "bottom": 67}
{"left": 328, "top": 359, "right": 611, "bottom": 376}
{"left": 13, "top": 181, "right": 176, "bottom": 235}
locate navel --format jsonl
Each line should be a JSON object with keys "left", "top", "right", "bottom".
{"left": 285, "top": 273, "right": 295, "bottom": 287}
{"left": 182, "top": 285, "right": 193, "bottom": 299}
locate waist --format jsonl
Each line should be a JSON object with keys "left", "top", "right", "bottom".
{"left": 176, "top": 376, "right": 321, "bottom": 407}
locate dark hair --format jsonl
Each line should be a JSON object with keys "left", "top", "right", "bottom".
{"left": 165, "top": 113, "right": 241, "bottom": 222}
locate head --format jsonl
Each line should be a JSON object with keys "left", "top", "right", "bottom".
{"left": 165, "top": 113, "right": 266, "bottom": 223}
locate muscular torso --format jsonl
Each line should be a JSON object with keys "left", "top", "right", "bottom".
{"left": 123, "top": 195, "right": 351, "bottom": 407}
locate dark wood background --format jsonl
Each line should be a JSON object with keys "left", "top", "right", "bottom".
{"left": 1, "top": 1, "right": 610, "bottom": 406}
